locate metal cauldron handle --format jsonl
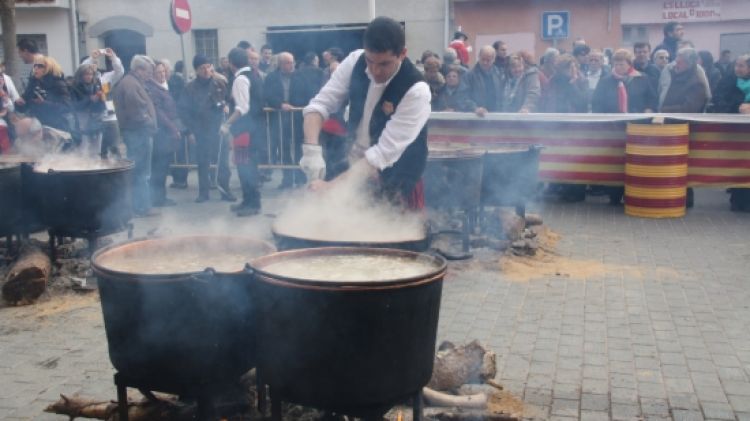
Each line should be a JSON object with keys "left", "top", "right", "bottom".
{"left": 243, "top": 263, "right": 254, "bottom": 276}
{"left": 190, "top": 267, "right": 217, "bottom": 284}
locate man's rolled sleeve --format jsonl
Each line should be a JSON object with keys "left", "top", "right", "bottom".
{"left": 365, "top": 81, "right": 431, "bottom": 170}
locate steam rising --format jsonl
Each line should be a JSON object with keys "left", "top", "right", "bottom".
{"left": 34, "top": 154, "right": 119, "bottom": 172}
{"left": 274, "top": 163, "right": 425, "bottom": 243}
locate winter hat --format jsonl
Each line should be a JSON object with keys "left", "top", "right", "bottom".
{"left": 192, "top": 54, "right": 210, "bottom": 70}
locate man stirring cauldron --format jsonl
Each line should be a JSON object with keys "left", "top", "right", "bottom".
{"left": 299, "top": 16, "right": 431, "bottom": 210}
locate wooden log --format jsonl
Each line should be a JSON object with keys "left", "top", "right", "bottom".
{"left": 44, "top": 394, "right": 194, "bottom": 421}
{"left": 2, "top": 245, "right": 50, "bottom": 305}
{"left": 423, "top": 387, "right": 488, "bottom": 409}
{"left": 428, "top": 340, "right": 497, "bottom": 391}
{"left": 524, "top": 213, "right": 543, "bottom": 227}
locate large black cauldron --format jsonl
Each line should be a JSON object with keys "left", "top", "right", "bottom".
{"left": 92, "top": 236, "right": 275, "bottom": 397}
{"left": 476, "top": 143, "right": 542, "bottom": 216}
{"left": 0, "top": 163, "right": 22, "bottom": 237}
{"left": 0, "top": 156, "right": 45, "bottom": 236}
{"left": 251, "top": 247, "right": 447, "bottom": 419}
{"left": 27, "top": 159, "right": 133, "bottom": 237}
{"left": 272, "top": 225, "right": 429, "bottom": 252}
{"left": 424, "top": 144, "right": 484, "bottom": 211}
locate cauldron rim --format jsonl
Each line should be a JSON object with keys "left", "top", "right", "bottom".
{"left": 472, "top": 142, "right": 545, "bottom": 153}
{"left": 271, "top": 222, "right": 428, "bottom": 249}
{"left": 0, "top": 162, "right": 21, "bottom": 171}
{"left": 250, "top": 246, "right": 447, "bottom": 290}
{"left": 32, "top": 159, "right": 135, "bottom": 175}
{"left": 92, "top": 235, "right": 276, "bottom": 281}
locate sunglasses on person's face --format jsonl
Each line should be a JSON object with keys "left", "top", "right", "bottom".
{"left": 33, "top": 63, "right": 46, "bottom": 68}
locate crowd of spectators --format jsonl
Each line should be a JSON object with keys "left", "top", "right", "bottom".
{"left": 1, "top": 20, "right": 749, "bottom": 215}
{"left": 434, "top": 21, "right": 750, "bottom": 208}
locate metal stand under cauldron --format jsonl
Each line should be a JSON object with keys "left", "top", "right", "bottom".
{"left": 113, "top": 372, "right": 265, "bottom": 421}
{"left": 264, "top": 388, "right": 424, "bottom": 421}
{"left": 47, "top": 223, "right": 133, "bottom": 262}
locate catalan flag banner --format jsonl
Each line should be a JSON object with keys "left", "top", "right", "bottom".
{"left": 427, "top": 114, "right": 750, "bottom": 188}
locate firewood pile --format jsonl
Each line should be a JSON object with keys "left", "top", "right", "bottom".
{"left": 44, "top": 341, "right": 525, "bottom": 421}
{"left": 1, "top": 238, "right": 96, "bottom": 306}
{"left": 469, "top": 210, "right": 546, "bottom": 256}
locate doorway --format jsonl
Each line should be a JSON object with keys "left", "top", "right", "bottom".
{"left": 103, "top": 29, "right": 146, "bottom": 72}
{"left": 266, "top": 23, "right": 367, "bottom": 63}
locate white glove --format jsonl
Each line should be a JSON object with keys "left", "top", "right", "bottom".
{"left": 299, "top": 143, "right": 326, "bottom": 182}
{"left": 219, "top": 123, "right": 231, "bottom": 137}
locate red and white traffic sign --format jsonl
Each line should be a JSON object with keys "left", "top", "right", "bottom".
{"left": 171, "top": 0, "right": 192, "bottom": 35}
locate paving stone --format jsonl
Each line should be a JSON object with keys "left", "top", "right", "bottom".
{"left": 672, "top": 409, "right": 706, "bottom": 421}
{"left": 580, "top": 410, "right": 611, "bottom": 421}
{"left": 551, "top": 398, "right": 579, "bottom": 417}
{"left": 612, "top": 402, "right": 641, "bottom": 420}
{"left": 580, "top": 393, "right": 609, "bottom": 411}
{"left": 701, "top": 402, "right": 738, "bottom": 420}
{"left": 640, "top": 397, "right": 670, "bottom": 417}
{"left": 728, "top": 394, "right": 750, "bottom": 412}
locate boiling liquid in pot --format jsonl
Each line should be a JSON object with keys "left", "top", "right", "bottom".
{"left": 260, "top": 254, "right": 438, "bottom": 282}
{"left": 97, "top": 250, "right": 251, "bottom": 274}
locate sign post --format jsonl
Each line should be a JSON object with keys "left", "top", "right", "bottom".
{"left": 541, "top": 11, "right": 570, "bottom": 46}
{"left": 170, "top": 0, "right": 192, "bottom": 78}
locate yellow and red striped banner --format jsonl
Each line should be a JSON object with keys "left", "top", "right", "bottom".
{"left": 427, "top": 116, "right": 750, "bottom": 187}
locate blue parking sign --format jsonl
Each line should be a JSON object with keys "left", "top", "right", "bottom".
{"left": 542, "top": 11, "right": 570, "bottom": 40}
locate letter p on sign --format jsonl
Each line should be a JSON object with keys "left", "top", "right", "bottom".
{"left": 542, "top": 11, "right": 569, "bottom": 40}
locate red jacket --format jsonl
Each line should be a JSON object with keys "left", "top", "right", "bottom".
{"left": 449, "top": 40, "right": 470, "bottom": 67}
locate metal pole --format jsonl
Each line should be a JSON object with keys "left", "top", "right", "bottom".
{"left": 180, "top": 33, "right": 188, "bottom": 79}
{"left": 368, "top": 0, "right": 376, "bottom": 19}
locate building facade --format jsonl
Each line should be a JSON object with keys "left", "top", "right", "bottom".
{"left": 76, "top": 0, "right": 449, "bottom": 74}
{"left": 452, "top": 0, "right": 750, "bottom": 65}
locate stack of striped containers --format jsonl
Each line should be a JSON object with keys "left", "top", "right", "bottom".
{"left": 624, "top": 123, "right": 690, "bottom": 218}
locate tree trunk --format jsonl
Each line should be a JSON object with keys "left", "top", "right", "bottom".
{"left": 0, "top": 0, "right": 18, "bottom": 86}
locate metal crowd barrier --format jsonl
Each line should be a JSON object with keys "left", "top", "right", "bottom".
{"left": 170, "top": 107, "right": 304, "bottom": 172}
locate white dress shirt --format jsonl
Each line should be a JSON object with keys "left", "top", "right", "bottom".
{"left": 303, "top": 49, "right": 431, "bottom": 171}
{"left": 231, "top": 67, "right": 251, "bottom": 116}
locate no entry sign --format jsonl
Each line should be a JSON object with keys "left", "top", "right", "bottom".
{"left": 171, "top": 0, "right": 192, "bottom": 35}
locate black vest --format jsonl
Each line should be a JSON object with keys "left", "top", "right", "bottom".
{"left": 348, "top": 53, "right": 429, "bottom": 200}
{"left": 230, "top": 69, "right": 264, "bottom": 137}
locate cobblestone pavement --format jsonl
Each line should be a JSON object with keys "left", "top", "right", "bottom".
{"left": 1, "top": 178, "right": 749, "bottom": 420}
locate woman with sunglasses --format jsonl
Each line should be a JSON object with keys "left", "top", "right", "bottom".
{"left": 18, "top": 55, "right": 74, "bottom": 135}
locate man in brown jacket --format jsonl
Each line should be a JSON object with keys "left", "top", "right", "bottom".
{"left": 112, "top": 54, "right": 157, "bottom": 216}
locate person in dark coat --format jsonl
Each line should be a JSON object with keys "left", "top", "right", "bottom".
{"left": 291, "top": 52, "right": 325, "bottom": 108}
{"left": 653, "top": 21, "right": 684, "bottom": 63}
{"left": 539, "top": 54, "right": 589, "bottom": 113}
{"left": 433, "top": 65, "right": 473, "bottom": 112}
{"left": 179, "top": 54, "right": 233, "bottom": 202}
{"left": 502, "top": 54, "right": 541, "bottom": 113}
{"left": 592, "top": 49, "right": 656, "bottom": 114}
{"left": 712, "top": 54, "right": 750, "bottom": 211}
{"left": 169, "top": 60, "right": 189, "bottom": 188}
{"left": 111, "top": 55, "right": 157, "bottom": 216}
{"left": 698, "top": 50, "right": 722, "bottom": 100}
{"left": 592, "top": 49, "right": 657, "bottom": 205}
{"left": 465, "top": 45, "right": 505, "bottom": 116}
{"left": 18, "top": 55, "right": 74, "bottom": 134}
{"left": 70, "top": 63, "right": 106, "bottom": 156}
{"left": 658, "top": 48, "right": 709, "bottom": 113}
{"left": 633, "top": 42, "right": 661, "bottom": 89}
{"left": 265, "top": 51, "right": 305, "bottom": 188}
{"left": 145, "top": 60, "right": 182, "bottom": 207}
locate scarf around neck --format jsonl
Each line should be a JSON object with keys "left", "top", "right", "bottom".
{"left": 737, "top": 77, "right": 750, "bottom": 103}
{"left": 612, "top": 67, "right": 638, "bottom": 113}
